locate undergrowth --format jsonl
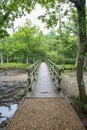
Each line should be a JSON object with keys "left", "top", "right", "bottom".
{"left": 71, "top": 95, "right": 87, "bottom": 113}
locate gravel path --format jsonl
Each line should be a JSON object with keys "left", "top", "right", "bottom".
{"left": 7, "top": 98, "right": 85, "bottom": 130}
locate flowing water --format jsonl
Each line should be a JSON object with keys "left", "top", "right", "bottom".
{"left": 0, "top": 104, "right": 18, "bottom": 124}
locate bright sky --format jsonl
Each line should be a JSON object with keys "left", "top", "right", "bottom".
{"left": 7, "top": 4, "right": 51, "bottom": 35}
{"left": 7, "top": 2, "right": 87, "bottom": 35}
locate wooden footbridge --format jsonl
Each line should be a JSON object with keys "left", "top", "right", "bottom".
{"left": 6, "top": 60, "right": 86, "bottom": 130}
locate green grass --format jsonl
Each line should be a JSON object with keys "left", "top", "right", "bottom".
{"left": 59, "top": 64, "right": 87, "bottom": 70}
{"left": 0, "top": 62, "right": 30, "bottom": 70}
{"left": 57, "top": 64, "right": 76, "bottom": 74}
{"left": 58, "top": 64, "right": 75, "bottom": 70}
{"left": 59, "top": 64, "right": 87, "bottom": 73}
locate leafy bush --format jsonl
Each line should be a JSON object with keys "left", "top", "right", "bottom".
{"left": 84, "top": 104, "right": 87, "bottom": 111}
{"left": 72, "top": 95, "right": 81, "bottom": 107}
{"left": 64, "top": 58, "right": 75, "bottom": 64}
{"left": 47, "top": 51, "right": 62, "bottom": 64}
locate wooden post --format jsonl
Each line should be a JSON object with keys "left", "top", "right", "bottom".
{"left": 28, "top": 77, "right": 32, "bottom": 91}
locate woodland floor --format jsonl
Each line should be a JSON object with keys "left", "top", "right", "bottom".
{"left": 0, "top": 69, "right": 87, "bottom": 129}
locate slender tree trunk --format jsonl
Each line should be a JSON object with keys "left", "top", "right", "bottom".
{"left": 76, "top": 0, "right": 86, "bottom": 102}
{"left": 0, "top": 52, "right": 3, "bottom": 65}
{"left": 77, "top": 52, "right": 86, "bottom": 102}
{"left": 26, "top": 55, "right": 29, "bottom": 65}
{"left": 70, "top": 0, "right": 86, "bottom": 102}
{"left": 75, "top": 54, "right": 78, "bottom": 68}
{"left": 7, "top": 57, "right": 9, "bottom": 63}
{"left": 84, "top": 54, "right": 87, "bottom": 68}
{"left": 59, "top": 3, "right": 65, "bottom": 68}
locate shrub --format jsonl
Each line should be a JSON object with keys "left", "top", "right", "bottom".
{"left": 47, "top": 51, "right": 62, "bottom": 64}
{"left": 64, "top": 58, "right": 75, "bottom": 64}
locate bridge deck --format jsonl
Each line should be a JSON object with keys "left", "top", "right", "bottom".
{"left": 26, "top": 62, "right": 63, "bottom": 97}
{"left": 6, "top": 62, "right": 86, "bottom": 130}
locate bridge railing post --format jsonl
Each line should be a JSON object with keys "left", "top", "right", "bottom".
{"left": 47, "top": 59, "right": 63, "bottom": 91}
{"left": 26, "top": 59, "right": 41, "bottom": 91}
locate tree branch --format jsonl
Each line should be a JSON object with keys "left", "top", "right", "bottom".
{"left": 69, "top": 0, "right": 77, "bottom": 3}
{"left": 3, "top": 10, "right": 11, "bottom": 21}
{"left": 62, "top": 25, "right": 78, "bottom": 34}
{"left": 29, "top": 0, "right": 33, "bottom": 4}
{"left": 69, "top": 0, "right": 81, "bottom": 8}
{"left": 69, "top": 0, "right": 80, "bottom": 4}
{"left": 1, "top": 10, "right": 11, "bottom": 26}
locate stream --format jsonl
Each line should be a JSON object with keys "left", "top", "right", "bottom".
{"left": 0, "top": 69, "right": 28, "bottom": 129}
{"left": 0, "top": 104, "right": 18, "bottom": 124}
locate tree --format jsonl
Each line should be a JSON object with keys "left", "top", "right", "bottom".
{"left": 0, "top": 29, "right": 9, "bottom": 65}
{"left": 69, "top": 0, "right": 87, "bottom": 102}
{"left": 0, "top": 0, "right": 35, "bottom": 34}
{"left": 5, "top": 21, "right": 48, "bottom": 64}
{"left": 13, "top": 23, "right": 38, "bottom": 64}
{"left": 36, "top": 0, "right": 87, "bottom": 102}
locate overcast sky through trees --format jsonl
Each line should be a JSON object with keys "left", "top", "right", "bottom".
{"left": 7, "top": 2, "right": 87, "bottom": 35}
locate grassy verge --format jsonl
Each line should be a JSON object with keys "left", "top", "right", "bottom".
{"left": 0, "top": 62, "right": 30, "bottom": 70}
{"left": 59, "top": 64, "right": 75, "bottom": 70}
{"left": 59, "top": 64, "right": 87, "bottom": 73}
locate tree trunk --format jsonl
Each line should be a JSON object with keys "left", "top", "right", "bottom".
{"left": 69, "top": 0, "right": 87, "bottom": 102}
{"left": 75, "top": 54, "right": 78, "bottom": 68}
{"left": 84, "top": 54, "right": 87, "bottom": 68}
{"left": 76, "top": 0, "right": 86, "bottom": 102}
{"left": 59, "top": 3, "right": 65, "bottom": 68}
{"left": 7, "top": 57, "right": 9, "bottom": 63}
{"left": 0, "top": 52, "right": 3, "bottom": 66}
{"left": 77, "top": 52, "right": 86, "bottom": 102}
{"left": 26, "top": 55, "right": 29, "bottom": 65}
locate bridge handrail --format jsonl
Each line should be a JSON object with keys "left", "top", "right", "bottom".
{"left": 47, "top": 59, "right": 62, "bottom": 91}
{"left": 26, "top": 59, "right": 41, "bottom": 91}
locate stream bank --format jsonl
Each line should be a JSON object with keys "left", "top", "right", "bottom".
{"left": 0, "top": 69, "right": 28, "bottom": 129}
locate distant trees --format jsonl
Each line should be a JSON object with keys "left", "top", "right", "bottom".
{"left": 45, "top": 29, "right": 76, "bottom": 65}
{"left": 0, "top": 0, "right": 35, "bottom": 64}
{"left": 0, "top": 21, "right": 48, "bottom": 64}
{"left": 0, "top": 22, "right": 76, "bottom": 65}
